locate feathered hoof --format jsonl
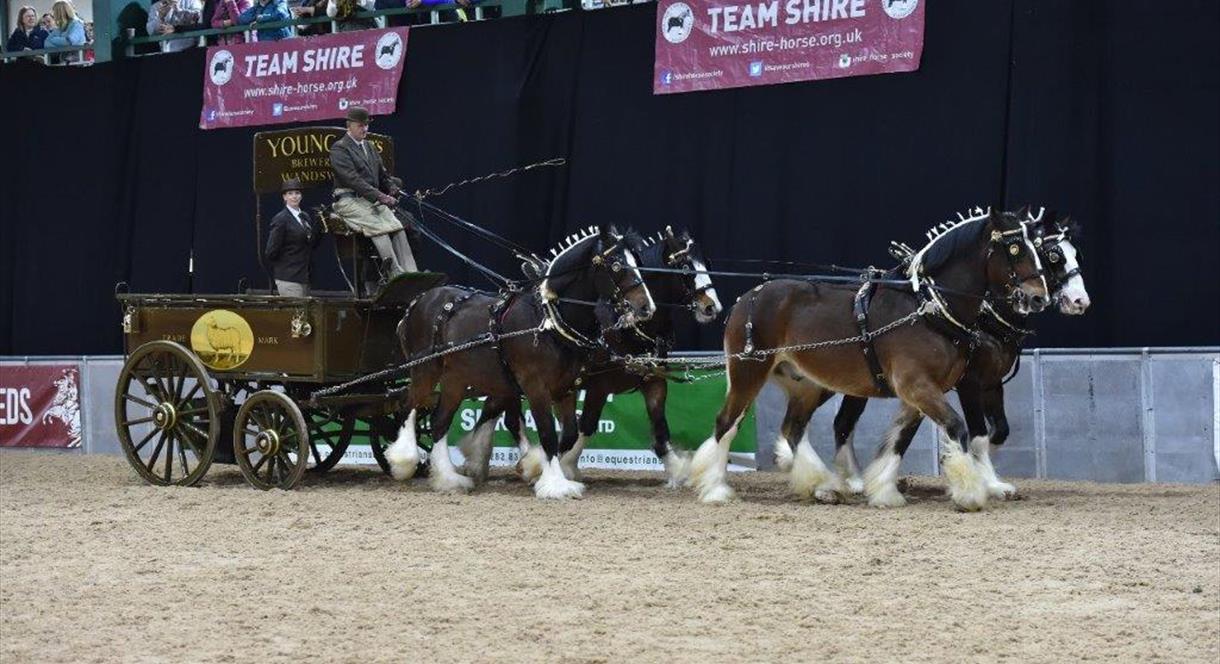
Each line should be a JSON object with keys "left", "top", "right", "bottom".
{"left": 663, "top": 449, "right": 692, "bottom": 489}
{"left": 516, "top": 445, "right": 545, "bottom": 484}
{"left": 387, "top": 454, "right": 419, "bottom": 482}
{"left": 986, "top": 480, "right": 1019, "bottom": 501}
{"left": 867, "top": 486, "right": 908, "bottom": 509}
{"left": 845, "top": 476, "right": 865, "bottom": 495}
{"left": 429, "top": 471, "right": 474, "bottom": 494}
{"left": 699, "top": 482, "right": 736, "bottom": 504}
{"left": 534, "top": 476, "right": 585, "bottom": 500}
{"left": 814, "top": 488, "right": 843, "bottom": 505}
{"left": 943, "top": 453, "right": 987, "bottom": 512}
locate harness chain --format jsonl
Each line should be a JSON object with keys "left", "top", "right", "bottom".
{"left": 309, "top": 324, "right": 544, "bottom": 401}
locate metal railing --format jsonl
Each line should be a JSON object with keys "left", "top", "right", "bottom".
{"left": 121, "top": 3, "right": 503, "bottom": 56}
{"left": 1, "top": 0, "right": 579, "bottom": 64}
{"left": 0, "top": 42, "right": 94, "bottom": 65}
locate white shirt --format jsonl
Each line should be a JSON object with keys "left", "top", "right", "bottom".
{"left": 287, "top": 205, "right": 308, "bottom": 229}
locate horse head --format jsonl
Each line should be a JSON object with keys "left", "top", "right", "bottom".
{"left": 540, "top": 225, "right": 655, "bottom": 328}
{"left": 654, "top": 226, "right": 722, "bottom": 323}
{"left": 984, "top": 208, "right": 1050, "bottom": 314}
{"left": 1026, "top": 208, "right": 1090, "bottom": 315}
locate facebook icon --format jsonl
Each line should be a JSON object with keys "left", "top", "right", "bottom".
{"left": 660, "top": 69, "right": 673, "bottom": 86}
{"left": 749, "top": 61, "right": 764, "bottom": 77}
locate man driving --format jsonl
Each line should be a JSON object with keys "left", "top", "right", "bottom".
{"left": 328, "top": 106, "right": 418, "bottom": 278}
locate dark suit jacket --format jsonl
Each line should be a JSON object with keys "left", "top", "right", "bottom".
{"left": 329, "top": 134, "right": 392, "bottom": 203}
{"left": 264, "top": 207, "right": 322, "bottom": 283}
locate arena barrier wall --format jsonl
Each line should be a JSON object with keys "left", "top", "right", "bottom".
{"left": 3, "top": 348, "right": 1218, "bottom": 484}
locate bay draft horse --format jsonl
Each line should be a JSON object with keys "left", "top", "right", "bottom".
{"left": 515, "top": 227, "right": 724, "bottom": 488}
{"left": 772, "top": 209, "right": 1091, "bottom": 502}
{"left": 689, "top": 208, "right": 1050, "bottom": 511}
{"left": 384, "top": 225, "right": 656, "bottom": 500}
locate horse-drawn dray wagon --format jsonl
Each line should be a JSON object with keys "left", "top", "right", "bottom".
{"left": 114, "top": 128, "right": 443, "bottom": 490}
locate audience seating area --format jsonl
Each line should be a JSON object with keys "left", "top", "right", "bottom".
{"left": 0, "top": 0, "right": 623, "bottom": 64}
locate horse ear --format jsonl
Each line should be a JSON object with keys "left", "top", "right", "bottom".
{"left": 1015, "top": 204, "right": 1031, "bottom": 220}
{"left": 664, "top": 225, "right": 675, "bottom": 238}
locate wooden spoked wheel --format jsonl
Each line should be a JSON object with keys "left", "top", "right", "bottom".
{"left": 114, "top": 341, "right": 220, "bottom": 487}
{"left": 233, "top": 391, "right": 310, "bottom": 490}
{"left": 305, "top": 407, "right": 355, "bottom": 473}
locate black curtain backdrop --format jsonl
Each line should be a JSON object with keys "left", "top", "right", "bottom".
{"left": 1, "top": 1, "right": 1217, "bottom": 355}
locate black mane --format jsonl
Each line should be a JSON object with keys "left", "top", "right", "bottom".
{"left": 908, "top": 211, "right": 996, "bottom": 278}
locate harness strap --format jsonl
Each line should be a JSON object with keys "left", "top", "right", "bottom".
{"left": 979, "top": 299, "right": 1034, "bottom": 346}
{"left": 853, "top": 280, "right": 895, "bottom": 397}
{"left": 488, "top": 293, "right": 526, "bottom": 395}
{"left": 430, "top": 289, "right": 480, "bottom": 352}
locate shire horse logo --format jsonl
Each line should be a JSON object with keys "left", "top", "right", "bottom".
{"left": 375, "top": 32, "right": 405, "bottom": 70}
{"left": 209, "top": 50, "right": 234, "bottom": 86}
{"left": 882, "top": 0, "right": 918, "bottom": 20}
{"left": 661, "top": 3, "right": 694, "bottom": 44}
{"left": 190, "top": 310, "right": 255, "bottom": 370}
{"left": 42, "top": 369, "right": 82, "bottom": 448}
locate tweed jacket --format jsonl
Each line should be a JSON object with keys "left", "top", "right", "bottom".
{"left": 329, "top": 133, "right": 392, "bottom": 203}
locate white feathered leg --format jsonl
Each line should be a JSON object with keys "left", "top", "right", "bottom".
{"left": 662, "top": 447, "right": 692, "bottom": 489}
{"left": 863, "top": 451, "right": 905, "bottom": 508}
{"left": 941, "top": 431, "right": 987, "bottom": 511}
{"left": 773, "top": 434, "right": 794, "bottom": 472}
{"left": 789, "top": 436, "right": 845, "bottom": 503}
{"left": 534, "top": 455, "right": 585, "bottom": 500}
{"left": 558, "top": 433, "right": 586, "bottom": 481}
{"left": 689, "top": 418, "right": 741, "bottom": 504}
{"left": 833, "top": 430, "right": 865, "bottom": 495}
{"left": 516, "top": 431, "right": 544, "bottom": 484}
{"left": 428, "top": 436, "right": 474, "bottom": 493}
{"left": 459, "top": 421, "right": 496, "bottom": 486}
{"left": 970, "top": 435, "right": 1017, "bottom": 499}
{"left": 384, "top": 410, "right": 420, "bottom": 481}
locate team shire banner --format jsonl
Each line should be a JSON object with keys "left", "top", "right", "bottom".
{"left": 200, "top": 27, "right": 409, "bottom": 130}
{"left": 0, "top": 365, "right": 82, "bottom": 448}
{"left": 654, "top": 0, "right": 925, "bottom": 94}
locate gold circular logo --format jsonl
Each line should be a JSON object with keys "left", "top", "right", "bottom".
{"left": 190, "top": 310, "right": 255, "bottom": 370}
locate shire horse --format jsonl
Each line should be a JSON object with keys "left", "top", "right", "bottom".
{"left": 383, "top": 225, "right": 656, "bottom": 500}
{"left": 689, "top": 208, "right": 1050, "bottom": 511}
{"left": 773, "top": 209, "right": 1090, "bottom": 502}
{"left": 516, "top": 227, "right": 724, "bottom": 487}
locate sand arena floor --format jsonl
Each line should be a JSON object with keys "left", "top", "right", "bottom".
{"left": 1, "top": 450, "right": 1217, "bottom": 663}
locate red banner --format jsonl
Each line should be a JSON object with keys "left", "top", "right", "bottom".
{"left": 0, "top": 365, "right": 82, "bottom": 448}
{"left": 200, "top": 27, "right": 409, "bottom": 130}
{"left": 654, "top": 0, "right": 924, "bottom": 94}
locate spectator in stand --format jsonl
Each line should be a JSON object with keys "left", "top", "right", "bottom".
{"left": 292, "top": 0, "right": 330, "bottom": 37}
{"left": 7, "top": 6, "right": 48, "bottom": 51}
{"left": 211, "top": 0, "right": 253, "bottom": 44}
{"left": 44, "top": 1, "right": 86, "bottom": 47}
{"left": 420, "top": 0, "right": 487, "bottom": 24}
{"left": 147, "top": 0, "right": 204, "bottom": 53}
{"left": 40, "top": 13, "right": 55, "bottom": 32}
{"left": 238, "top": 0, "right": 292, "bottom": 42}
{"left": 376, "top": 0, "right": 425, "bottom": 28}
{"left": 325, "top": 0, "right": 376, "bottom": 32}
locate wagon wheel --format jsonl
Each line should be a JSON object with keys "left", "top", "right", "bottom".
{"left": 305, "top": 407, "right": 355, "bottom": 473}
{"left": 368, "top": 412, "right": 432, "bottom": 476}
{"left": 233, "top": 391, "right": 310, "bottom": 490}
{"left": 114, "top": 341, "right": 220, "bottom": 487}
